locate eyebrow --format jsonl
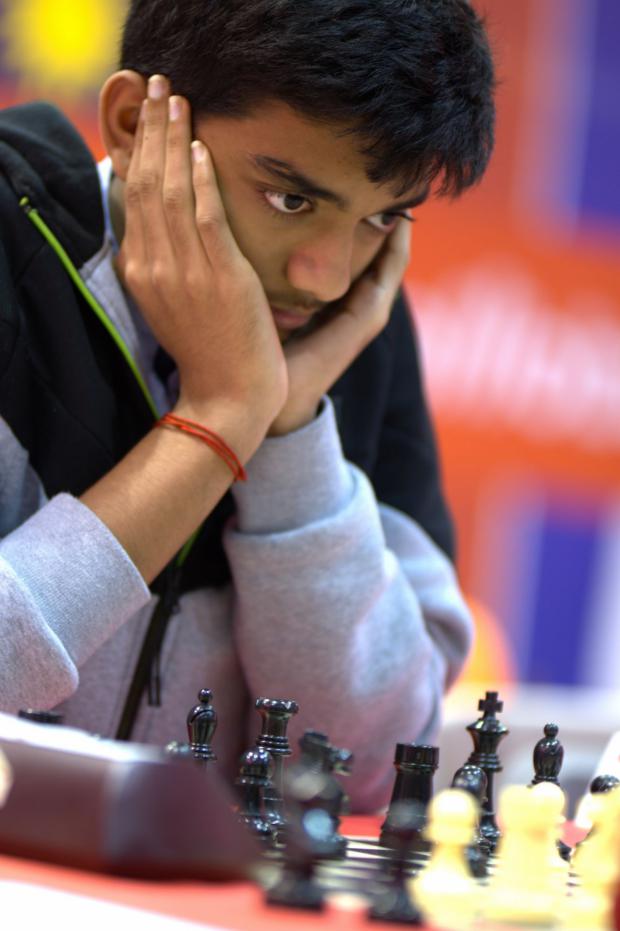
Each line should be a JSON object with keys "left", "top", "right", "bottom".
{"left": 249, "top": 154, "right": 429, "bottom": 214}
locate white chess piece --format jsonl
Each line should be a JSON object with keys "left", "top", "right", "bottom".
{"left": 483, "top": 783, "right": 567, "bottom": 926}
{"left": 411, "top": 788, "right": 478, "bottom": 929}
{"left": 563, "top": 786, "right": 620, "bottom": 929}
{"left": 530, "top": 781, "right": 570, "bottom": 881}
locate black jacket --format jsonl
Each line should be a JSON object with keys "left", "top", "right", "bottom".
{"left": 0, "top": 102, "right": 454, "bottom": 594}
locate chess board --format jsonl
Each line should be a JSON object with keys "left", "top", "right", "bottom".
{"left": 262, "top": 825, "right": 582, "bottom": 909}
{"left": 0, "top": 816, "right": 589, "bottom": 931}
{"left": 0, "top": 701, "right": 613, "bottom": 931}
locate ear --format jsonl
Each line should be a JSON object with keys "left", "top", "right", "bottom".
{"left": 99, "top": 70, "right": 147, "bottom": 181}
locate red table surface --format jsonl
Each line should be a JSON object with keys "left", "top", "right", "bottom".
{"left": 0, "top": 815, "right": 587, "bottom": 931}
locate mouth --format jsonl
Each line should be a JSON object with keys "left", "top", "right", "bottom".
{"left": 269, "top": 305, "right": 319, "bottom": 332}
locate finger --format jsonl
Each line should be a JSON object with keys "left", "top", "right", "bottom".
{"left": 369, "top": 216, "right": 413, "bottom": 289}
{"left": 120, "top": 96, "right": 148, "bottom": 266}
{"left": 136, "top": 75, "right": 175, "bottom": 265}
{"left": 162, "top": 95, "right": 203, "bottom": 258}
{"left": 191, "top": 141, "right": 243, "bottom": 269}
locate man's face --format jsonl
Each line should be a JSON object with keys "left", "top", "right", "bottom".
{"left": 195, "top": 102, "right": 427, "bottom": 341}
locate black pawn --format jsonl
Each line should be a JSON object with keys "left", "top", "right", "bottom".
{"left": 451, "top": 763, "right": 489, "bottom": 878}
{"left": 531, "top": 723, "right": 564, "bottom": 785}
{"left": 590, "top": 774, "right": 620, "bottom": 794}
{"left": 235, "top": 748, "right": 275, "bottom": 843}
{"left": 369, "top": 801, "right": 424, "bottom": 925}
{"left": 380, "top": 744, "right": 439, "bottom": 852}
{"left": 452, "top": 763, "right": 488, "bottom": 802}
{"left": 255, "top": 697, "right": 299, "bottom": 832}
{"left": 186, "top": 688, "right": 217, "bottom": 763}
{"left": 466, "top": 690, "right": 509, "bottom": 853}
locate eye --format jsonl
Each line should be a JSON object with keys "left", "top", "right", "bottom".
{"left": 263, "top": 191, "right": 312, "bottom": 215}
{"left": 366, "top": 211, "right": 412, "bottom": 233}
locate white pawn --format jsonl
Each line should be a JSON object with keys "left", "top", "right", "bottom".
{"left": 564, "top": 786, "right": 620, "bottom": 929}
{"left": 411, "top": 788, "right": 479, "bottom": 929}
{"left": 483, "top": 784, "right": 566, "bottom": 926}
{"left": 530, "top": 781, "right": 571, "bottom": 882}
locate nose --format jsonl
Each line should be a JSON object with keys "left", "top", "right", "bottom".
{"left": 286, "top": 233, "right": 354, "bottom": 304}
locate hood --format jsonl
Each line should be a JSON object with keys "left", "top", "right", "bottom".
{"left": 0, "top": 101, "right": 103, "bottom": 267}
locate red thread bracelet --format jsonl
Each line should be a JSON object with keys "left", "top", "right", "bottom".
{"left": 156, "top": 412, "right": 247, "bottom": 482}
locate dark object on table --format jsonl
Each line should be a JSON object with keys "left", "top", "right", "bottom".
{"left": 297, "top": 730, "right": 352, "bottom": 856}
{"left": 451, "top": 763, "right": 489, "bottom": 877}
{"left": 255, "top": 697, "right": 299, "bottom": 833}
{"left": 18, "top": 709, "right": 63, "bottom": 725}
{"left": 451, "top": 763, "right": 487, "bottom": 802}
{"left": 590, "top": 774, "right": 620, "bottom": 794}
{"left": 265, "top": 765, "right": 338, "bottom": 910}
{"left": 0, "top": 715, "right": 259, "bottom": 880}
{"left": 280, "top": 734, "right": 350, "bottom": 860}
{"left": 466, "top": 690, "right": 509, "bottom": 853}
{"left": 531, "top": 723, "right": 563, "bottom": 786}
{"left": 186, "top": 688, "right": 217, "bottom": 763}
{"left": 369, "top": 800, "right": 424, "bottom": 925}
{"left": 380, "top": 743, "right": 438, "bottom": 852}
{"left": 235, "top": 747, "right": 275, "bottom": 842}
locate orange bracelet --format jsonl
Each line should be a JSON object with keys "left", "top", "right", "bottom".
{"left": 156, "top": 412, "right": 247, "bottom": 482}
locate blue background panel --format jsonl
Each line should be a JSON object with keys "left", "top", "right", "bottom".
{"left": 525, "top": 506, "right": 602, "bottom": 686}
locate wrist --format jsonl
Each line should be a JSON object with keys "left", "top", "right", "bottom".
{"left": 268, "top": 397, "right": 321, "bottom": 437}
{"left": 173, "top": 395, "right": 268, "bottom": 463}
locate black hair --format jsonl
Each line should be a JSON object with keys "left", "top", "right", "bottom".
{"left": 120, "top": 0, "right": 496, "bottom": 197}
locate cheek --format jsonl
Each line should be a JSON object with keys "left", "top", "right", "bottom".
{"left": 218, "top": 195, "right": 284, "bottom": 279}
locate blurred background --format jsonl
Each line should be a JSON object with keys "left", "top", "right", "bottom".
{"left": 1, "top": 0, "right": 618, "bottom": 798}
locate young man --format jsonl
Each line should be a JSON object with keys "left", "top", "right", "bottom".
{"left": 0, "top": 0, "right": 495, "bottom": 810}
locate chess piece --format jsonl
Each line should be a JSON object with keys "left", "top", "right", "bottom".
{"left": 326, "top": 741, "right": 354, "bottom": 824}
{"left": 411, "top": 788, "right": 478, "bottom": 930}
{"left": 235, "top": 747, "right": 275, "bottom": 843}
{"left": 186, "top": 688, "right": 217, "bottom": 763}
{"left": 369, "top": 801, "right": 424, "bottom": 925}
{"left": 451, "top": 763, "right": 489, "bottom": 878}
{"left": 529, "top": 781, "right": 570, "bottom": 880}
{"left": 466, "top": 690, "right": 508, "bottom": 852}
{"left": 484, "top": 784, "right": 566, "bottom": 926}
{"left": 297, "top": 731, "right": 350, "bottom": 856}
{"left": 574, "top": 774, "right": 620, "bottom": 847}
{"left": 529, "top": 726, "right": 572, "bottom": 862}
{"left": 255, "top": 697, "right": 299, "bottom": 833}
{"left": 564, "top": 784, "right": 620, "bottom": 928}
{"left": 380, "top": 744, "right": 439, "bottom": 852}
{"left": 591, "top": 774, "right": 620, "bottom": 794}
{"left": 531, "top": 723, "right": 564, "bottom": 785}
{"left": 264, "top": 765, "right": 331, "bottom": 910}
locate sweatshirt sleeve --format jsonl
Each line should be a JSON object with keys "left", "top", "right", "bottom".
{"left": 224, "top": 397, "right": 473, "bottom": 813}
{"left": 0, "top": 492, "right": 151, "bottom": 712}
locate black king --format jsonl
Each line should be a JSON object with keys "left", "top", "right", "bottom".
{"left": 466, "top": 690, "right": 509, "bottom": 853}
